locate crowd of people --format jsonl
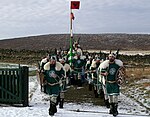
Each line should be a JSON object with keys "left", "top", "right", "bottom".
{"left": 37, "top": 40, "right": 125, "bottom": 117}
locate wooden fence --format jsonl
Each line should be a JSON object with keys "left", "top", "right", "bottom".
{"left": 0, "top": 66, "right": 28, "bottom": 107}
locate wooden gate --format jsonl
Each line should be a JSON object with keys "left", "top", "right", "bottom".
{"left": 0, "top": 66, "right": 28, "bottom": 107}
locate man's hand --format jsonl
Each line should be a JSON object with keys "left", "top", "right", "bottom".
{"left": 101, "top": 72, "right": 108, "bottom": 76}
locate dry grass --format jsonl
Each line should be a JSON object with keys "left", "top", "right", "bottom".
{"left": 65, "top": 84, "right": 105, "bottom": 106}
{"left": 1, "top": 34, "right": 150, "bottom": 50}
{"left": 65, "top": 66, "right": 150, "bottom": 109}
{"left": 122, "top": 66, "right": 150, "bottom": 110}
{"left": 126, "top": 67, "right": 150, "bottom": 82}
{"left": 143, "top": 83, "right": 150, "bottom": 87}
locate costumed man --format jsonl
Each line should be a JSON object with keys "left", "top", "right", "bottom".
{"left": 85, "top": 56, "right": 93, "bottom": 91}
{"left": 62, "top": 50, "right": 69, "bottom": 63}
{"left": 44, "top": 56, "right": 64, "bottom": 116}
{"left": 100, "top": 53, "right": 124, "bottom": 117}
{"left": 73, "top": 40, "right": 80, "bottom": 50}
{"left": 99, "top": 60, "right": 110, "bottom": 108}
{"left": 56, "top": 49, "right": 62, "bottom": 62}
{"left": 60, "top": 58, "right": 71, "bottom": 88}
{"left": 38, "top": 56, "right": 49, "bottom": 92}
{"left": 75, "top": 45, "right": 83, "bottom": 56}
{"left": 57, "top": 58, "right": 71, "bottom": 109}
{"left": 90, "top": 57, "right": 102, "bottom": 98}
{"left": 72, "top": 52, "right": 86, "bottom": 87}
{"left": 73, "top": 40, "right": 83, "bottom": 56}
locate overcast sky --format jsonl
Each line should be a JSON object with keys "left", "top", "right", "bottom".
{"left": 0, "top": 0, "right": 150, "bottom": 40}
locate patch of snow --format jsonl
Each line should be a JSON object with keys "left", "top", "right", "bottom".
{"left": 0, "top": 63, "right": 149, "bottom": 117}
{"left": 136, "top": 79, "right": 150, "bottom": 84}
{"left": 122, "top": 78, "right": 150, "bottom": 111}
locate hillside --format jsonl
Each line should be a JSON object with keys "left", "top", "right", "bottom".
{"left": 0, "top": 34, "right": 150, "bottom": 50}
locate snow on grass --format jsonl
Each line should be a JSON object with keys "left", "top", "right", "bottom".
{"left": 122, "top": 77, "right": 150, "bottom": 112}
{"left": 0, "top": 74, "right": 149, "bottom": 117}
{"left": 29, "top": 75, "right": 39, "bottom": 101}
{"left": 0, "top": 63, "right": 150, "bottom": 117}
{"left": 85, "top": 50, "right": 150, "bottom": 55}
{"left": 27, "top": 83, "right": 149, "bottom": 117}
{"left": 0, "top": 62, "right": 37, "bottom": 71}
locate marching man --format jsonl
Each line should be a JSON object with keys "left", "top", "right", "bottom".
{"left": 57, "top": 58, "right": 71, "bottom": 109}
{"left": 60, "top": 58, "right": 71, "bottom": 89}
{"left": 72, "top": 52, "right": 86, "bottom": 87}
{"left": 44, "top": 56, "right": 64, "bottom": 116}
{"left": 38, "top": 56, "right": 49, "bottom": 92}
{"left": 100, "top": 53, "right": 124, "bottom": 117}
{"left": 90, "top": 57, "right": 102, "bottom": 98}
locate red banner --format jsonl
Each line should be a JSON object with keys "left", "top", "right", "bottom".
{"left": 71, "top": 1, "right": 80, "bottom": 9}
{"left": 70, "top": 12, "right": 75, "bottom": 20}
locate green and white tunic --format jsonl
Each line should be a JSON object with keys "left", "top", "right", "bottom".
{"left": 72, "top": 57, "right": 86, "bottom": 74}
{"left": 106, "top": 62, "right": 120, "bottom": 95}
{"left": 44, "top": 62, "right": 64, "bottom": 95}
{"left": 100, "top": 59, "right": 123, "bottom": 96}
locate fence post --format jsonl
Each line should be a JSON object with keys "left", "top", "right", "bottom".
{"left": 21, "top": 66, "right": 29, "bottom": 107}
{"left": 142, "top": 62, "right": 145, "bottom": 71}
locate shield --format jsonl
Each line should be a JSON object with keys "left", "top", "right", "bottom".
{"left": 116, "top": 66, "right": 126, "bottom": 86}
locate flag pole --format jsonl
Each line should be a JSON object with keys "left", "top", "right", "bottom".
{"left": 69, "top": 1, "right": 80, "bottom": 66}
{"left": 70, "top": 6, "right": 73, "bottom": 67}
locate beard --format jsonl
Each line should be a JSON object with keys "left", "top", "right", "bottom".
{"left": 50, "top": 64, "right": 56, "bottom": 68}
{"left": 109, "top": 59, "right": 115, "bottom": 62}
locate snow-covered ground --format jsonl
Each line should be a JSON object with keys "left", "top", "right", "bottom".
{"left": 0, "top": 62, "right": 37, "bottom": 71}
{"left": 0, "top": 63, "right": 150, "bottom": 117}
{"left": 122, "top": 77, "right": 150, "bottom": 110}
{"left": 86, "top": 50, "right": 150, "bottom": 56}
{"left": 0, "top": 83, "right": 149, "bottom": 117}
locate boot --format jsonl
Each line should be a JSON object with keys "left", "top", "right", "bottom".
{"left": 113, "top": 103, "right": 118, "bottom": 116}
{"left": 49, "top": 108, "right": 54, "bottom": 116}
{"left": 43, "top": 84, "right": 47, "bottom": 94}
{"left": 56, "top": 94, "right": 60, "bottom": 106}
{"left": 94, "top": 90, "right": 98, "bottom": 98}
{"left": 99, "top": 89, "right": 104, "bottom": 99}
{"left": 105, "top": 99, "right": 110, "bottom": 108}
{"left": 109, "top": 103, "right": 113, "bottom": 114}
{"left": 77, "top": 79, "right": 82, "bottom": 87}
{"left": 89, "top": 84, "right": 92, "bottom": 91}
{"left": 53, "top": 104, "right": 57, "bottom": 113}
{"left": 49, "top": 102, "right": 57, "bottom": 116}
{"left": 59, "top": 98, "right": 64, "bottom": 108}
{"left": 40, "top": 84, "right": 43, "bottom": 92}
{"left": 49, "top": 103, "right": 54, "bottom": 116}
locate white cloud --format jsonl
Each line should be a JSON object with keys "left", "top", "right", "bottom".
{"left": 0, "top": 0, "right": 150, "bottom": 39}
